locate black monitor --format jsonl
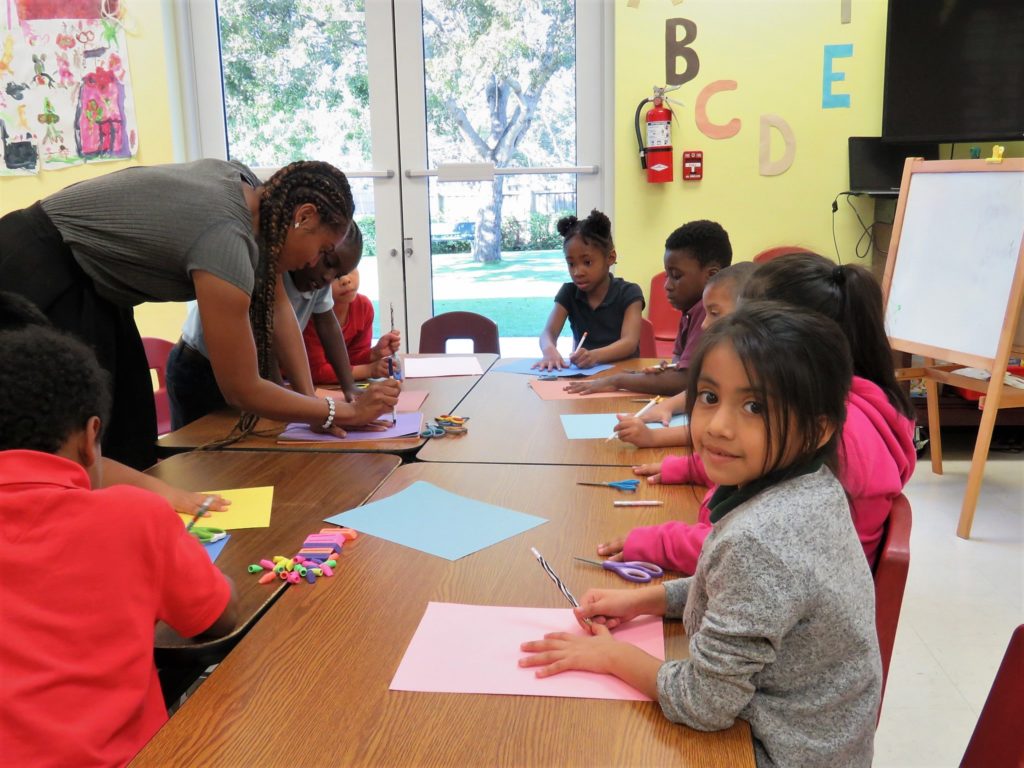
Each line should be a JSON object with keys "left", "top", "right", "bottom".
{"left": 848, "top": 137, "right": 939, "bottom": 196}
{"left": 882, "top": 0, "right": 1024, "bottom": 143}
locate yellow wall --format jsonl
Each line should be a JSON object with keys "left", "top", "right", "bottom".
{"left": 0, "top": 0, "right": 187, "bottom": 340}
{"left": 613, "top": 0, "right": 888, "bottom": 281}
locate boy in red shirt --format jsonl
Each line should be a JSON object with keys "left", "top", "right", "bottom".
{"left": 0, "top": 326, "right": 237, "bottom": 768}
{"left": 303, "top": 225, "right": 401, "bottom": 384}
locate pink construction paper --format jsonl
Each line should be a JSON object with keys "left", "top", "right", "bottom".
{"left": 390, "top": 603, "right": 664, "bottom": 701}
{"left": 529, "top": 380, "right": 638, "bottom": 401}
{"left": 403, "top": 356, "right": 484, "bottom": 378}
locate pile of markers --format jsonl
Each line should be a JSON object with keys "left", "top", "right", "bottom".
{"left": 248, "top": 528, "right": 358, "bottom": 586}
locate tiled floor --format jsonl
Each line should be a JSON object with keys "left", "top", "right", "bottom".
{"left": 873, "top": 429, "right": 1023, "bottom": 767}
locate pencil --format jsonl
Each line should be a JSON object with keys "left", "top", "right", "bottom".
{"left": 605, "top": 395, "right": 662, "bottom": 442}
{"left": 572, "top": 331, "right": 589, "bottom": 356}
{"left": 387, "top": 356, "right": 398, "bottom": 423}
{"left": 613, "top": 500, "right": 664, "bottom": 507}
{"left": 185, "top": 496, "right": 216, "bottom": 532}
{"left": 530, "top": 547, "right": 592, "bottom": 625}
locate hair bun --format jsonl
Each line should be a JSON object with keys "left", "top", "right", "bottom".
{"left": 556, "top": 215, "right": 579, "bottom": 238}
{"left": 832, "top": 265, "right": 845, "bottom": 285}
{"left": 584, "top": 209, "right": 612, "bottom": 239}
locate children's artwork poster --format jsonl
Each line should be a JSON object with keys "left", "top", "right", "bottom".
{"left": 1, "top": 3, "right": 138, "bottom": 176}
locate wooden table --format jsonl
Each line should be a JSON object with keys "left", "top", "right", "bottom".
{"left": 147, "top": 451, "right": 400, "bottom": 697}
{"left": 133, "top": 463, "right": 753, "bottom": 767}
{"left": 156, "top": 353, "right": 498, "bottom": 456}
{"left": 418, "top": 358, "right": 683, "bottom": 466}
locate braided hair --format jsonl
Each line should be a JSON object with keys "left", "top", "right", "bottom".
{"left": 556, "top": 209, "right": 615, "bottom": 257}
{"left": 251, "top": 161, "right": 354, "bottom": 378}
{"left": 205, "top": 161, "right": 353, "bottom": 449}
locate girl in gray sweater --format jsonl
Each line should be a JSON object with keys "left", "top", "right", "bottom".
{"left": 520, "top": 301, "right": 882, "bottom": 767}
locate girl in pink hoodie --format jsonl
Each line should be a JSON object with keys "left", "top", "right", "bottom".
{"left": 601, "top": 253, "right": 917, "bottom": 572}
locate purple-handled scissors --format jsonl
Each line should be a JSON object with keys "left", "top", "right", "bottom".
{"left": 574, "top": 556, "right": 664, "bottom": 583}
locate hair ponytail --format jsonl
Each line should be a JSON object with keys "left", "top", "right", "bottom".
{"left": 742, "top": 252, "right": 913, "bottom": 417}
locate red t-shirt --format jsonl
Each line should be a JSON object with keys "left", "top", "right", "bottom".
{"left": 304, "top": 293, "right": 375, "bottom": 384}
{"left": 0, "top": 450, "right": 231, "bottom": 768}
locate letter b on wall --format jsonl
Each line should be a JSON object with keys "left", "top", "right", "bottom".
{"left": 665, "top": 19, "right": 700, "bottom": 86}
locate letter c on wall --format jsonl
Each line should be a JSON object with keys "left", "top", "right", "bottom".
{"left": 695, "top": 80, "right": 740, "bottom": 140}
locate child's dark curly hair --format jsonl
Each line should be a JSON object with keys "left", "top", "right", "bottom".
{"left": 0, "top": 326, "right": 111, "bottom": 453}
{"left": 0, "top": 291, "right": 50, "bottom": 330}
{"left": 556, "top": 209, "right": 614, "bottom": 257}
{"left": 664, "top": 220, "right": 732, "bottom": 268}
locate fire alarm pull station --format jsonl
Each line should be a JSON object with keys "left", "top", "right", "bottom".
{"left": 682, "top": 151, "right": 703, "bottom": 181}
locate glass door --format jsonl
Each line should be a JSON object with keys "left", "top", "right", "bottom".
{"left": 181, "top": 0, "right": 608, "bottom": 352}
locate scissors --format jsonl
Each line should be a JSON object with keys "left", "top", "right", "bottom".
{"left": 574, "top": 556, "right": 664, "bottom": 583}
{"left": 189, "top": 526, "right": 227, "bottom": 544}
{"left": 576, "top": 479, "right": 640, "bottom": 493}
{"left": 420, "top": 422, "right": 446, "bottom": 438}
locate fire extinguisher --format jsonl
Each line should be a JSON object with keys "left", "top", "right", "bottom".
{"left": 635, "top": 85, "right": 683, "bottom": 184}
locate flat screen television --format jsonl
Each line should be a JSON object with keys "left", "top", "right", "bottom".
{"left": 882, "top": 0, "right": 1024, "bottom": 143}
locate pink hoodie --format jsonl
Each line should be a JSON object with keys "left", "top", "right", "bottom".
{"left": 622, "top": 376, "right": 917, "bottom": 574}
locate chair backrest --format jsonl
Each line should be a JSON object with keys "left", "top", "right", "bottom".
{"left": 752, "top": 245, "right": 815, "bottom": 264}
{"left": 873, "top": 492, "right": 912, "bottom": 717}
{"left": 639, "top": 318, "right": 657, "bottom": 357}
{"left": 142, "top": 337, "right": 175, "bottom": 436}
{"left": 647, "top": 271, "right": 682, "bottom": 342}
{"left": 418, "top": 311, "right": 500, "bottom": 355}
{"left": 960, "top": 624, "right": 1024, "bottom": 768}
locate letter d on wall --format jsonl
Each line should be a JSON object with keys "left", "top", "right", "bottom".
{"left": 759, "top": 114, "right": 796, "bottom": 176}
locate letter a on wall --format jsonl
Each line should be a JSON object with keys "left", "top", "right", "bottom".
{"left": 759, "top": 114, "right": 796, "bottom": 176}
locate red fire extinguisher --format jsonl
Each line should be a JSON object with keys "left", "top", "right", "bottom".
{"left": 635, "top": 85, "right": 682, "bottom": 184}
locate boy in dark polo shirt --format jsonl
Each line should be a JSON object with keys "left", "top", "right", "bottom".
{"left": 565, "top": 220, "right": 732, "bottom": 395}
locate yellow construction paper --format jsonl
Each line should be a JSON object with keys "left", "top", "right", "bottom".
{"left": 178, "top": 486, "right": 274, "bottom": 530}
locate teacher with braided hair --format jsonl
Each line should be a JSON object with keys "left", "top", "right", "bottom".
{"left": 0, "top": 159, "right": 399, "bottom": 470}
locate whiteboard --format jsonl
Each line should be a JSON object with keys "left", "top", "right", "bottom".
{"left": 885, "top": 170, "right": 1024, "bottom": 361}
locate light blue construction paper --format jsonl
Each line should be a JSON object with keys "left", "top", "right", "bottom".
{"left": 492, "top": 359, "right": 613, "bottom": 377}
{"left": 323, "top": 481, "right": 547, "bottom": 561}
{"left": 560, "top": 413, "right": 690, "bottom": 440}
{"left": 203, "top": 534, "right": 231, "bottom": 563}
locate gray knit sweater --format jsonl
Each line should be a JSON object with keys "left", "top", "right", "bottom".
{"left": 656, "top": 466, "right": 881, "bottom": 767}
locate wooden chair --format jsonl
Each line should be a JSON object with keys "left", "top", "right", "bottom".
{"left": 647, "top": 271, "right": 680, "bottom": 358}
{"left": 873, "top": 492, "right": 912, "bottom": 717}
{"left": 752, "top": 245, "right": 815, "bottom": 264}
{"left": 142, "top": 337, "right": 175, "bottom": 436}
{"left": 639, "top": 318, "right": 657, "bottom": 357}
{"left": 419, "top": 311, "right": 500, "bottom": 354}
{"left": 960, "top": 624, "right": 1024, "bottom": 767}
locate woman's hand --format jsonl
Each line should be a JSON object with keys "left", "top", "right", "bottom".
{"left": 613, "top": 415, "right": 656, "bottom": 447}
{"left": 337, "top": 379, "right": 401, "bottom": 426}
{"left": 632, "top": 463, "right": 662, "bottom": 484}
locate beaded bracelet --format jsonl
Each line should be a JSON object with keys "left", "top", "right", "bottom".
{"left": 322, "top": 396, "right": 336, "bottom": 430}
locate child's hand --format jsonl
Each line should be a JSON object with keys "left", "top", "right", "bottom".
{"left": 563, "top": 376, "right": 619, "bottom": 395}
{"left": 569, "top": 347, "right": 596, "bottom": 368}
{"left": 341, "top": 379, "right": 400, "bottom": 425}
{"left": 171, "top": 491, "right": 231, "bottom": 517}
{"left": 643, "top": 398, "right": 675, "bottom": 426}
{"left": 373, "top": 331, "right": 401, "bottom": 359}
{"left": 596, "top": 538, "right": 625, "bottom": 560}
{"left": 533, "top": 350, "right": 567, "bottom": 371}
{"left": 518, "top": 622, "right": 620, "bottom": 678}
{"left": 614, "top": 415, "right": 656, "bottom": 447}
{"left": 369, "top": 356, "right": 392, "bottom": 379}
{"left": 574, "top": 588, "right": 649, "bottom": 630}
{"left": 631, "top": 463, "right": 662, "bottom": 483}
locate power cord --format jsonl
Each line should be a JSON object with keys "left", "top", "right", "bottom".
{"left": 831, "top": 191, "right": 875, "bottom": 263}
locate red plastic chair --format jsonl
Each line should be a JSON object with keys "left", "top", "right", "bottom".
{"left": 142, "top": 337, "right": 174, "bottom": 436}
{"left": 639, "top": 318, "right": 657, "bottom": 357}
{"left": 960, "top": 625, "right": 1024, "bottom": 767}
{"left": 647, "top": 272, "right": 681, "bottom": 358}
{"left": 418, "top": 311, "right": 500, "bottom": 354}
{"left": 873, "top": 492, "right": 912, "bottom": 718}
{"left": 752, "top": 245, "right": 815, "bottom": 264}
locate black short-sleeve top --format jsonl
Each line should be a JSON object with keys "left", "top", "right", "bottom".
{"left": 554, "top": 276, "right": 645, "bottom": 352}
